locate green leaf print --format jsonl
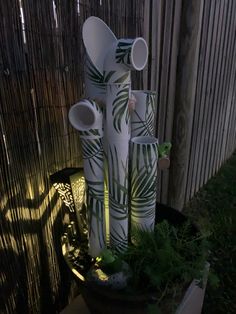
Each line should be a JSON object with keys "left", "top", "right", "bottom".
{"left": 115, "top": 41, "right": 132, "bottom": 65}
{"left": 112, "top": 85, "right": 130, "bottom": 133}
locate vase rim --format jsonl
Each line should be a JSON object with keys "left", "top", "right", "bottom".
{"left": 132, "top": 90, "right": 156, "bottom": 94}
{"left": 131, "top": 136, "right": 158, "bottom": 144}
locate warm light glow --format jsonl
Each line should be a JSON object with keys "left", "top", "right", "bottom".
{"left": 50, "top": 169, "right": 86, "bottom": 236}
{"left": 52, "top": 182, "right": 75, "bottom": 212}
{"left": 104, "top": 176, "right": 110, "bottom": 245}
{"left": 5, "top": 187, "right": 56, "bottom": 222}
{"left": 61, "top": 241, "right": 85, "bottom": 282}
{"left": 26, "top": 178, "right": 34, "bottom": 200}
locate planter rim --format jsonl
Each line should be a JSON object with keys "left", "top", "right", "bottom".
{"left": 62, "top": 204, "right": 202, "bottom": 313}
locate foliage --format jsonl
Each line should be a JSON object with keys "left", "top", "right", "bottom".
{"left": 120, "top": 220, "right": 209, "bottom": 310}
{"left": 158, "top": 142, "right": 172, "bottom": 157}
{"left": 95, "top": 248, "right": 123, "bottom": 275}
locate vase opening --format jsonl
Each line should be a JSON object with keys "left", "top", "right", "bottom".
{"left": 131, "top": 38, "right": 148, "bottom": 71}
{"left": 69, "top": 103, "right": 96, "bottom": 131}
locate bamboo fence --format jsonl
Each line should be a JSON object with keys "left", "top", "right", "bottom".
{"left": 0, "top": 0, "right": 236, "bottom": 313}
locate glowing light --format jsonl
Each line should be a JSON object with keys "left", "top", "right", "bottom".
{"left": 50, "top": 168, "right": 86, "bottom": 236}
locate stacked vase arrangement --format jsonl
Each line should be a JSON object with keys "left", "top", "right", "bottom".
{"left": 69, "top": 17, "right": 163, "bottom": 259}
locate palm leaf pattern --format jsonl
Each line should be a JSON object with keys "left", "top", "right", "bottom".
{"left": 112, "top": 84, "right": 130, "bottom": 133}
{"left": 86, "top": 57, "right": 130, "bottom": 89}
{"left": 115, "top": 41, "right": 132, "bottom": 65}
{"left": 108, "top": 145, "right": 129, "bottom": 252}
{"left": 130, "top": 141, "right": 158, "bottom": 231}
{"left": 81, "top": 138, "right": 103, "bottom": 177}
{"left": 108, "top": 146, "right": 129, "bottom": 219}
{"left": 86, "top": 180, "right": 105, "bottom": 251}
{"left": 131, "top": 165, "right": 157, "bottom": 217}
{"left": 145, "top": 92, "right": 156, "bottom": 135}
{"left": 131, "top": 92, "right": 156, "bottom": 136}
{"left": 131, "top": 110, "right": 153, "bottom": 136}
{"left": 110, "top": 224, "right": 128, "bottom": 252}
{"left": 86, "top": 58, "right": 105, "bottom": 89}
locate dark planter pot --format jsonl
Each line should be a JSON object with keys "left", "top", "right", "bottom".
{"left": 62, "top": 204, "right": 207, "bottom": 314}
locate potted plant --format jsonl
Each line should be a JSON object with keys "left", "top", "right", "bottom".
{"left": 61, "top": 203, "right": 211, "bottom": 314}
{"left": 59, "top": 16, "right": 213, "bottom": 314}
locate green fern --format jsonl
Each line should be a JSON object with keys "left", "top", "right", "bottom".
{"left": 120, "top": 220, "right": 209, "bottom": 305}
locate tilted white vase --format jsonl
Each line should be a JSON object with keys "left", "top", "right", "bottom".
{"left": 68, "top": 99, "right": 105, "bottom": 257}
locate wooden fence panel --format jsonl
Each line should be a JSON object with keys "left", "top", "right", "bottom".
{"left": 145, "top": 0, "right": 236, "bottom": 209}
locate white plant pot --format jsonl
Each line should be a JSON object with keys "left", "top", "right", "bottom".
{"left": 84, "top": 54, "right": 131, "bottom": 105}
{"left": 105, "top": 83, "right": 131, "bottom": 252}
{"left": 130, "top": 136, "right": 158, "bottom": 232}
{"left": 131, "top": 90, "right": 157, "bottom": 137}
{"left": 84, "top": 55, "right": 107, "bottom": 104}
{"left": 82, "top": 16, "right": 117, "bottom": 74}
{"left": 68, "top": 100, "right": 105, "bottom": 257}
{"left": 82, "top": 17, "right": 148, "bottom": 104}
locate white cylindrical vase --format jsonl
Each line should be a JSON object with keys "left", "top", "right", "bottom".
{"left": 83, "top": 16, "right": 129, "bottom": 104}
{"left": 68, "top": 99, "right": 105, "bottom": 257}
{"left": 106, "top": 83, "right": 131, "bottom": 252}
{"left": 131, "top": 90, "right": 157, "bottom": 137}
{"left": 130, "top": 136, "right": 159, "bottom": 233}
{"left": 84, "top": 54, "right": 131, "bottom": 105}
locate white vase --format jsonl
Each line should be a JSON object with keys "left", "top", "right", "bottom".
{"left": 82, "top": 16, "right": 117, "bottom": 105}
{"left": 82, "top": 16, "right": 117, "bottom": 74}
{"left": 131, "top": 90, "right": 157, "bottom": 137}
{"left": 105, "top": 83, "right": 131, "bottom": 252}
{"left": 84, "top": 55, "right": 107, "bottom": 104}
{"left": 68, "top": 99, "right": 105, "bottom": 257}
{"left": 130, "top": 136, "right": 158, "bottom": 232}
{"left": 84, "top": 53, "right": 131, "bottom": 105}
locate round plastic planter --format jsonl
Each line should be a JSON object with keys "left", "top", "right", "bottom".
{"left": 62, "top": 204, "right": 208, "bottom": 314}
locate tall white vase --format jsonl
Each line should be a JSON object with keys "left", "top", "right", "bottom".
{"left": 84, "top": 54, "right": 131, "bottom": 104}
{"left": 68, "top": 99, "right": 105, "bottom": 257}
{"left": 106, "top": 83, "right": 130, "bottom": 252}
{"left": 131, "top": 90, "right": 157, "bottom": 137}
{"left": 130, "top": 136, "right": 159, "bottom": 232}
{"left": 82, "top": 16, "right": 132, "bottom": 104}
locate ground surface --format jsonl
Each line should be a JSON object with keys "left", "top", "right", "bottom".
{"left": 184, "top": 152, "right": 236, "bottom": 314}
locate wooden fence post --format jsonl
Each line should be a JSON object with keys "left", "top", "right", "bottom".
{"left": 168, "top": 0, "right": 204, "bottom": 210}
